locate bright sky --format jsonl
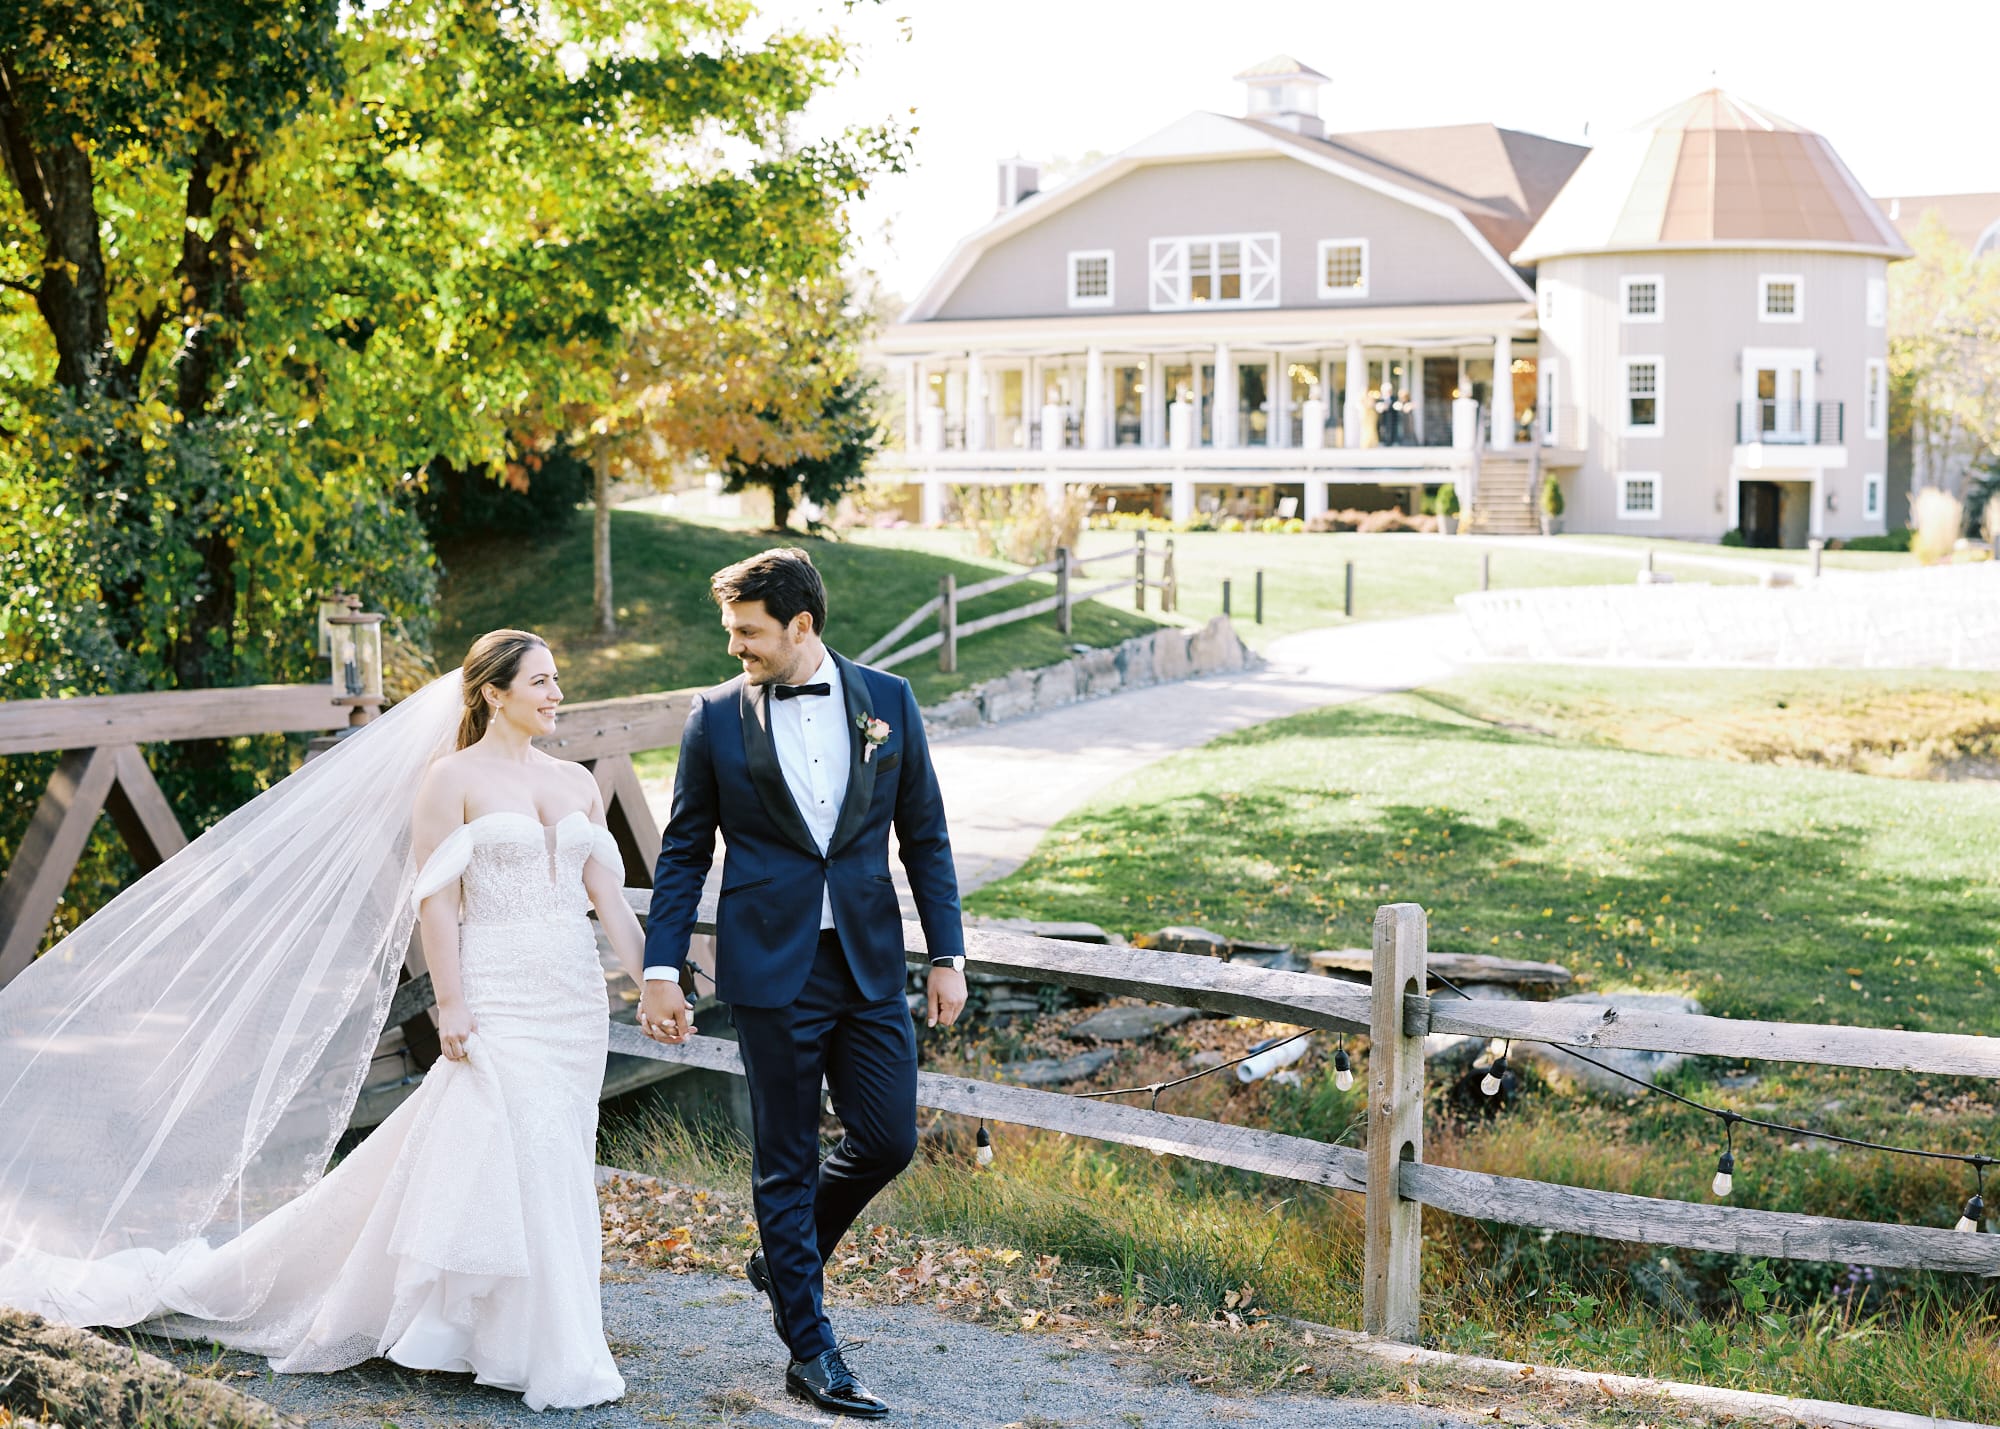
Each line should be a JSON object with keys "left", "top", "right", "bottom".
{"left": 761, "top": 0, "right": 2000, "bottom": 304}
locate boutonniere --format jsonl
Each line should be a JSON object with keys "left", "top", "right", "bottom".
{"left": 855, "top": 712, "right": 891, "bottom": 763}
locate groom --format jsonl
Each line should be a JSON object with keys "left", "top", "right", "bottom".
{"left": 639, "top": 546, "right": 967, "bottom": 1419}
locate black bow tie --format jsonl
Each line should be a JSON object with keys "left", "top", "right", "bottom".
{"left": 773, "top": 682, "right": 831, "bottom": 701}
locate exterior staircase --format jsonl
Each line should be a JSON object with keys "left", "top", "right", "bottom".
{"left": 1465, "top": 449, "right": 1541, "bottom": 536}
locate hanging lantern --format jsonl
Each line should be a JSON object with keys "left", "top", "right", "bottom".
{"left": 326, "top": 608, "right": 386, "bottom": 726}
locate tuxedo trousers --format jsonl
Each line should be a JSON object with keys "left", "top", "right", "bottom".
{"left": 730, "top": 928, "right": 918, "bottom": 1361}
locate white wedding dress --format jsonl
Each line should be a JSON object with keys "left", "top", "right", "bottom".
{"left": 0, "top": 810, "right": 626, "bottom": 1411}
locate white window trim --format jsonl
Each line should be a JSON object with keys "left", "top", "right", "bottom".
{"left": 1066, "top": 249, "right": 1114, "bottom": 309}
{"left": 1759, "top": 273, "right": 1805, "bottom": 323}
{"left": 1315, "top": 237, "right": 1370, "bottom": 300}
{"left": 1621, "top": 355, "right": 1664, "bottom": 437}
{"left": 1620, "top": 273, "right": 1664, "bottom": 323}
{"left": 1618, "top": 471, "right": 1663, "bottom": 521}
{"left": 1864, "top": 358, "right": 1887, "bottom": 439}
{"left": 1147, "top": 232, "right": 1281, "bottom": 312}
{"left": 1863, "top": 472, "right": 1884, "bottom": 520}
{"left": 1866, "top": 276, "right": 1887, "bottom": 327}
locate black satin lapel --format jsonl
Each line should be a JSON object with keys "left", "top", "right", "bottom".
{"left": 829, "top": 653, "right": 877, "bottom": 856}
{"left": 738, "top": 680, "right": 820, "bottom": 858}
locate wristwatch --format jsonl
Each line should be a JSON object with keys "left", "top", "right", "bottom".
{"left": 931, "top": 955, "right": 966, "bottom": 972}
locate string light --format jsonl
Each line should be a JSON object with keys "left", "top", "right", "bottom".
{"left": 975, "top": 1121, "right": 993, "bottom": 1167}
{"left": 1428, "top": 970, "right": 1997, "bottom": 1222}
{"left": 1480, "top": 1042, "right": 1510, "bottom": 1098}
{"left": 1957, "top": 1165, "right": 1986, "bottom": 1234}
{"left": 1333, "top": 1036, "right": 1354, "bottom": 1092}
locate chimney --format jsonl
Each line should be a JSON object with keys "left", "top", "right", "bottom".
{"left": 1235, "top": 55, "right": 1328, "bottom": 139}
{"left": 997, "top": 156, "right": 1041, "bottom": 211}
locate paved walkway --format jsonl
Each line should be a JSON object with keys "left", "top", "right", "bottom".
{"left": 156, "top": 1267, "right": 1486, "bottom": 1428}
{"left": 929, "top": 615, "right": 1466, "bottom": 893}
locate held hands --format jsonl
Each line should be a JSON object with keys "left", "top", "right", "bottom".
{"left": 437, "top": 1000, "right": 477, "bottom": 1062}
{"left": 926, "top": 966, "right": 967, "bottom": 1029}
{"left": 639, "top": 978, "right": 694, "bottom": 1045}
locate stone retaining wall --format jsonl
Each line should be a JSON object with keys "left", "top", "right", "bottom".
{"left": 920, "top": 615, "right": 1259, "bottom": 736}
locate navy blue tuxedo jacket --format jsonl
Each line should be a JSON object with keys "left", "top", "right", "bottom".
{"left": 643, "top": 651, "right": 965, "bottom": 1009}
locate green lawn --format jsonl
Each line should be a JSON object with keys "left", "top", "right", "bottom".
{"left": 846, "top": 527, "right": 1756, "bottom": 648}
{"left": 1563, "top": 533, "right": 1918, "bottom": 572}
{"left": 953, "top": 677, "right": 2000, "bottom": 1412}
{"left": 436, "top": 508, "right": 1162, "bottom": 708}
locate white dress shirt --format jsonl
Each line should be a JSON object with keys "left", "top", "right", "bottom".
{"left": 643, "top": 653, "right": 849, "bottom": 984}
{"left": 770, "top": 652, "right": 849, "bottom": 930}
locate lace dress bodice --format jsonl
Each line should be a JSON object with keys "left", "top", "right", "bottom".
{"left": 412, "top": 811, "right": 621, "bottom": 925}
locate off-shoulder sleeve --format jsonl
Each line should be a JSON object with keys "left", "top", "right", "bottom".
{"left": 411, "top": 825, "right": 476, "bottom": 910}
{"left": 585, "top": 823, "right": 623, "bottom": 879}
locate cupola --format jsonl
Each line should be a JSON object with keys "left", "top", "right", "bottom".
{"left": 1234, "top": 55, "right": 1328, "bottom": 140}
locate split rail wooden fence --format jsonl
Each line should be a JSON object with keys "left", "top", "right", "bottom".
{"left": 859, "top": 533, "right": 1178, "bottom": 675}
{"left": 574, "top": 899, "right": 1999, "bottom": 1343}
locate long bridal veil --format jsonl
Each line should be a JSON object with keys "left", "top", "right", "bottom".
{"left": 0, "top": 670, "right": 464, "bottom": 1323}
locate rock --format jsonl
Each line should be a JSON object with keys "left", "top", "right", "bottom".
{"left": 1001, "top": 1048, "right": 1118, "bottom": 1087}
{"left": 1068, "top": 1005, "right": 1198, "bottom": 1042}
{"left": 1184, "top": 1049, "right": 1229, "bottom": 1071}
{"left": 1076, "top": 646, "right": 1121, "bottom": 697}
{"left": 923, "top": 695, "right": 983, "bottom": 735}
{"left": 1116, "top": 636, "right": 1157, "bottom": 689}
{"left": 1223, "top": 937, "right": 1298, "bottom": 971}
{"left": 1153, "top": 629, "right": 1193, "bottom": 681}
{"left": 1032, "top": 661, "right": 1079, "bottom": 712}
{"left": 1509, "top": 992, "right": 1704, "bottom": 1099}
{"left": 1149, "top": 926, "right": 1227, "bottom": 956}
{"left": 983, "top": 997, "right": 1043, "bottom": 1017}
{"left": 972, "top": 917, "right": 1113, "bottom": 944}
{"left": 1188, "top": 615, "right": 1249, "bottom": 673}
{"left": 979, "top": 668, "right": 1037, "bottom": 723}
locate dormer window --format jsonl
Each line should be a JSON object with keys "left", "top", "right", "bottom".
{"left": 1317, "top": 239, "right": 1369, "bottom": 299}
{"left": 1068, "top": 250, "right": 1113, "bottom": 308}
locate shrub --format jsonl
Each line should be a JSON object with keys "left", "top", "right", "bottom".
{"left": 1839, "top": 529, "right": 1912, "bottom": 552}
{"left": 955, "top": 482, "right": 1095, "bottom": 564}
{"left": 1434, "top": 482, "right": 1460, "bottom": 517}
{"left": 1720, "top": 528, "right": 1748, "bottom": 547}
{"left": 1539, "top": 473, "right": 1565, "bottom": 517}
{"left": 1911, "top": 488, "right": 1962, "bottom": 565}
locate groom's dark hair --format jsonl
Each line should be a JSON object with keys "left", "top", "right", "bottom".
{"left": 711, "top": 547, "right": 827, "bottom": 634}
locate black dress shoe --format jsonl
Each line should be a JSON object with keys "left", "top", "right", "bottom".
{"left": 744, "top": 1249, "right": 784, "bottom": 1345}
{"left": 786, "top": 1347, "right": 888, "bottom": 1419}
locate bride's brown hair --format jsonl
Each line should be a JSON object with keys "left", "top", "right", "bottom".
{"left": 458, "top": 629, "right": 550, "bottom": 749}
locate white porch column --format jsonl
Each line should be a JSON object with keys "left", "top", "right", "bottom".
{"left": 1144, "top": 355, "right": 1163, "bottom": 447}
{"left": 920, "top": 475, "right": 945, "bottom": 526}
{"left": 1410, "top": 354, "right": 1425, "bottom": 445}
{"left": 1304, "top": 475, "right": 1328, "bottom": 522}
{"left": 1490, "top": 333, "right": 1514, "bottom": 450}
{"left": 1213, "top": 343, "right": 1237, "bottom": 448}
{"left": 965, "top": 351, "right": 987, "bottom": 452}
{"left": 1171, "top": 477, "right": 1195, "bottom": 523}
{"left": 1083, "top": 344, "right": 1106, "bottom": 450}
{"left": 1272, "top": 352, "right": 1291, "bottom": 449}
{"left": 904, "top": 361, "right": 922, "bottom": 451}
{"left": 1343, "top": 340, "right": 1366, "bottom": 449}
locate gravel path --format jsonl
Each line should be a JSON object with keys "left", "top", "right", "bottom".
{"left": 153, "top": 1265, "right": 1483, "bottom": 1428}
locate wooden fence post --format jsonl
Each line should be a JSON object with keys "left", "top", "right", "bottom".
{"left": 1162, "top": 537, "right": 1178, "bottom": 612}
{"left": 1134, "top": 530, "right": 1148, "bottom": 611}
{"left": 1055, "top": 546, "right": 1072, "bottom": 636}
{"left": 1364, "top": 901, "right": 1428, "bottom": 1343}
{"left": 1344, "top": 560, "right": 1355, "bottom": 618}
{"left": 939, "top": 572, "right": 958, "bottom": 674}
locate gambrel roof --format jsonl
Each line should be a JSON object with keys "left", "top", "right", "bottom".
{"left": 900, "top": 109, "right": 1584, "bottom": 323}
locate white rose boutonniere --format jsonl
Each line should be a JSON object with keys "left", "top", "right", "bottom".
{"left": 856, "top": 712, "right": 891, "bottom": 762}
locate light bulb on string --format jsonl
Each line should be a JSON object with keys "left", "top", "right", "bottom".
{"left": 975, "top": 1122, "right": 993, "bottom": 1167}
{"left": 1712, "top": 1118, "right": 1737, "bottom": 1198}
{"left": 1956, "top": 1165, "right": 1986, "bottom": 1233}
{"left": 1334, "top": 1036, "right": 1354, "bottom": 1092}
{"left": 1480, "top": 1042, "right": 1509, "bottom": 1098}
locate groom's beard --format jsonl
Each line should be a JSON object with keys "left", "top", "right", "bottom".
{"left": 742, "top": 639, "right": 819, "bottom": 687}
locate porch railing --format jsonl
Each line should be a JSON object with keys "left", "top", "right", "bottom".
{"left": 1735, "top": 400, "right": 1845, "bottom": 445}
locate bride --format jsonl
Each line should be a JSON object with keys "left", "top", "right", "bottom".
{"left": 0, "top": 629, "right": 691, "bottom": 1411}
